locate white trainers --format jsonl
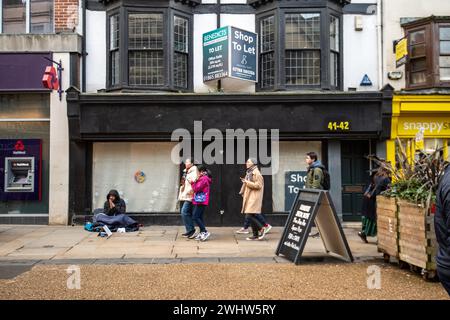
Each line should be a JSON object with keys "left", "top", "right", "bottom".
{"left": 200, "top": 231, "right": 211, "bottom": 241}
{"left": 236, "top": 228, "right": 250, "bottom": 234}
{"left": 263, "top": 224, "right": 272, "bottom": 235}
{"left": 195, "top": 232, "right": 204, "bottom": 241}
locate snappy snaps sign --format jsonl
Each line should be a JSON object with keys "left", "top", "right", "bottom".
{"left": 203, "top": 26, "right": 258, "bottom": 83}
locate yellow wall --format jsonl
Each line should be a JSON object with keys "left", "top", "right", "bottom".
{"left": 388, "top": 95, "right": 450, "bottom": 168}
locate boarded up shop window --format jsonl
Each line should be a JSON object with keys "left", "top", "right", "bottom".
{"left": 272, "top": 141, "right": 322, "bottom": 212}
{"left": 92, "top": 142, "right": 179, "bottom": 213}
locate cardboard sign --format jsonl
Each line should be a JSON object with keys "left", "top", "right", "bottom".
{"left": 276, "top": 189, "right": 353, "bottom": 264}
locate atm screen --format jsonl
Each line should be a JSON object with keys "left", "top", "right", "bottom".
{"left": 4, "top": 157, "right": 35, "bottom": 192}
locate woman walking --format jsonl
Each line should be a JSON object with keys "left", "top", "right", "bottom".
{"left": 240, "top": 158, "right": 265, "bottom": 241}
{"left": 178, "top": 158, "right": 198, "bottom": 238}
{"left": 190, "top": 165, "right": 212, "bottom": 241}
{"left": 358, "top": 167, "right": 391, "bottom": 243}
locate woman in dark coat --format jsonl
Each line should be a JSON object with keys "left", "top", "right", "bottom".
{"left": 358, "top": 168, "right": 391, "bottom": 243}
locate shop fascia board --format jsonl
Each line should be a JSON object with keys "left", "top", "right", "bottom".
{"left": 71, "top": 92, "right": 385, "bottom": 105}
{"left": 393, "top": 94, "right": 450, "bottom": 116}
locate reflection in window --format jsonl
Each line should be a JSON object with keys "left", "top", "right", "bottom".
{"left": 30, "top": 0, "right": 54, "bottom": 33}
{"left": 409, "top": 29, "right": 427, "bottom": 85}
{"left": 330, "top": 16, "right": 339, "bottom": 88}
{"left": 174, "top": 16, "right": 188, "bottom": 88}
{"left": 2, "top": 0, "right": 26, "bottom": 33}
{"left": 110, "top": 14, "right": 120, "bottom": 86}
{"left": 285, "top": 13, "right": 321, "bottom": 85}
{"left": 440, "top": 27, "right": 450, "bottom": 81}
{"left": 260, "top": 15, "right": 275, "bottom": 88}
{"left": 128, "top": 13, "right": 164, "bottom": 86}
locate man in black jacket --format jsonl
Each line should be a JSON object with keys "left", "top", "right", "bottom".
{"left": 435, "top": 165, "right": 450, "bottom": 295}
{"left": 104, "top": 189, "right": 126, "bottom": 216}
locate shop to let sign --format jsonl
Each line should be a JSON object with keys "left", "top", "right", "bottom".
{"left": 395, "top": 38, "right": 408, "bottom": 68}
{"left": 284, "top": 171, "right": 307, "bottom": 212}
{"left": 203, "top": 26, "right": 258, "bottom": 83}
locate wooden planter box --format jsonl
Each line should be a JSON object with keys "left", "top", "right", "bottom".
{"left": 376, "top": 196, "right": 399, "bottom": 259}
{"left": 397, "top": 200, "right": 438, "bottom": 274}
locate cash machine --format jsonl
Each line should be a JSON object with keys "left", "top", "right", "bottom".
{"left": 0, "top": 139, "right": 42, "bottom": 201}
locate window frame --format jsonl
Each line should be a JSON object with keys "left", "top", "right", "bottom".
{"left": 106, "top": 6, "right": 193, "bottom": 92}
{"left": 259, "top": 13, "right": 277, "bottom": 89}
{"left": 403, "top": 17, "right": 450, "bottom": 90}
{"left": 405, "top": 25, "right": 433, "bottom": 89}
{"left": 437, "top": 23, "right": 450, "bottom": 87}
{"left": 256, "top": 6, "right": 343, "bottom": 92}
{"left": 0, "top": 0, "right": 55, "bottom": 34}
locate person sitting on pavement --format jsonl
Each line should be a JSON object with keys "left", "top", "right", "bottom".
{"left": 103, "top": 189, "right": 126, "bottom": 216}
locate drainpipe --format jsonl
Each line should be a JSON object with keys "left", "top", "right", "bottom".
{"left": 376, "top": 0, "right": 383, "bottom": 90}
{"left": 82, "top": 0, "right": 87, "bottom": 92}
{"left": 217, "top": 0, "right": 222, "bottom": 92}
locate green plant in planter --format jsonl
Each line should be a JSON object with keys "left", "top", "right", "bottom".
{"left": 368, "top": 138, "right": 448, "bottom": 211}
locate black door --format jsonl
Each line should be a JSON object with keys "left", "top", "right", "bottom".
{"left": 341, "top": 140, "right": 371, "bottom": 222}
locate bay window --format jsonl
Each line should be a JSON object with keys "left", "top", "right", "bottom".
{"left": 106, "top": 6, "right": 192, "bottom": 91}
{"left": 404, "top": 17, "right": 450, "bottom": 89}
{"left": 256, "top": 3, "right": 343, "bottom": 91}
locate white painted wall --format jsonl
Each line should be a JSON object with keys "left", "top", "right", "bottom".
{"left": 343, "top": 12, "right": 379, "bottom": 91}
{"left": 193, "top": 14, "right": 218, "bottom": 93}
{"left": 382, "top": 0, "right": 450, "bottom": 90}
{"left": 49, "top": 52, "right": 71, "bottom": 225}
{"left": 85, "top": 10, "right": 106, "bottom": 93}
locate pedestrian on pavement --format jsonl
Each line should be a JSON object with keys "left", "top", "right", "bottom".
{"left": 305, "top": 152, "right": 326, "bottom": 190}
{"left": 358, "top": 168, "right": 390, "bottom": 243}
{"left": 239, "top": 158, "right": 266, "bottom": 241}
{"left": 178, "top": 158, "right": 199, "bottom": 239}
{"left": 235, "top": 214, "right": 272, "bottom": 235}
{"left": 305, "top": 152, "right": 327, "bottom": 238}
{"left": 190, "top": 164, "right": 212, "bottom": 241}
{"left": 435, "top": 164, "right": 450, "bottom": 296}
{"left": 103, "top": 189, "right": 126, "bottom": 216}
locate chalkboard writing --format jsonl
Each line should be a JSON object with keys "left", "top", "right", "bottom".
{"left": 276, "top": 189, "right": 353, "bottom": 264}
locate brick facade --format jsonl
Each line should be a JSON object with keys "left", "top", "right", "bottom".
{"left": 55, "top": 0, "right": 79, "bottom": 33}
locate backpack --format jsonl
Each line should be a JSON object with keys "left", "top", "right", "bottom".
{"left": 321, "top": 167, "right": 331, "bottom": 190}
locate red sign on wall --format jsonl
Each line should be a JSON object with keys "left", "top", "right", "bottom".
{"left": 42, "top": 66, "right": 59, "bottom": 90}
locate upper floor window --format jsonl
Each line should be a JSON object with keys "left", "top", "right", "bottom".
{"left": 257, "top": 6, "right": 342, "bottom": 91}
{"left": 404, "top": 17, "right": 450, "bottom": 89}
{"left": 107, "top": 7, "right": 192, "bottom": 91}
{"left": 1, "top": 0, "right": 54, "bottom": 34}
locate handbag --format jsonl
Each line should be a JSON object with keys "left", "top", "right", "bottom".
{"left": 194, "top": 192, "right": 207, "bottom": 203}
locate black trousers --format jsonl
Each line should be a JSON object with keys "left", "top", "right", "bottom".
{"left": 245, "top": 214, "right": 265, "bottom": 237}
{"left": 437, "top": 266, "right": 450, "bottom": 296}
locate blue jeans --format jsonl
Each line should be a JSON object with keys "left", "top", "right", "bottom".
{"left": 244, "top": 214, "right": 267, "bottom": 229}
{"left": 180, "top": 201, "right": 195, "bottom": 233}
{"left": 193, "top": 205, "right": 207, "bottom": 233}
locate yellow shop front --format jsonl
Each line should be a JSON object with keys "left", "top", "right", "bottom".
{"left": 387, "top": 95, "right": 450, "bottom": 168}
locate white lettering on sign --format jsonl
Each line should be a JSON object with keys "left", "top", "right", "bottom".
{"left": 234, "top": 30, "right": 254, "bottom": 44}
{"left": 402, "top": 121, "right": 450, "bottom": 134}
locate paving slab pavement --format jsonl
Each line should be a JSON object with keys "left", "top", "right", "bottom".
{"left": 0, "top": 224, "right": 381, "bottom": 264}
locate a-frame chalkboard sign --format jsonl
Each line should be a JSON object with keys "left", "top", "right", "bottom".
{"left": 276, "top": 189, "right": 354, "bottom": 264}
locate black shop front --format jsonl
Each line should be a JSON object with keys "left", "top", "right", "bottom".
{"left": 66, "top": 86, "right": 392, "bottom": 226}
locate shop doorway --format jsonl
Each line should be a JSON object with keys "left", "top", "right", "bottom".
{"left": 341, "top": 140, "right": 372, "bottom": 222}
